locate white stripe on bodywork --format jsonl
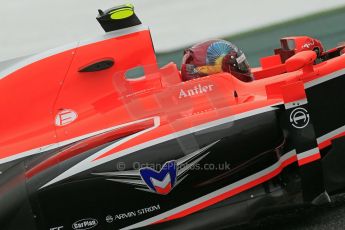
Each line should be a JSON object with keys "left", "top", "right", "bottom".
{"left": 121, "top": 150, "right": 297, "bottom": 230}
{"left": 41, "top": 105, "right": 277, "bottom": 189}
{"left": 316, "top": 124, "right": 345, "bottom": 145}
{"left": 0, "top": 143, "right": 60, "bottom": 166}
{"left": 108, "top": 179, "right": 146, "bottom": 186}
{"left": 297, "top": 147, "right": 319, "bottom": 161}
{"left": 284, "top": 98, "right": 307, "bottom": 110}
{"left": 0, "top": 42, "right": 78, "bottom": 80}
{"left": 41, "top": 116, "right": 161, "bottom": 188}
{"left": 176, "top": 141, "right": 220, "bottom": 167}
{"left": 177, "top": 152, "right": 210, "bottom": 177}
{"left": 0, "top": 115, "right": 156, "bottom": 165}
{"left": 92, "top": 141, "right": 219, "bottom": 191}
{"left": 151, "top": 174, "right": 172, "bottom": 189}
{"left": 304, "top": 68, "right": 345, "bottom": 89}
{"left": 0, "top": 25, "right": 147, "bottom": 80}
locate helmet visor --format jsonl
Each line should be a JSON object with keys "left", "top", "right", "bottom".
{"left": 236, "top": 54, "right": 250, "bottom": 73}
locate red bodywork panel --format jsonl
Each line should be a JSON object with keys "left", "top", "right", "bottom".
{"left": 3, "top": 23, "right": 345, "bottom": 229}
{"left": 1, "top": 27, "right": 345, "bottom": 169}
{"left": 274, "top": 36, "right": 324, "bottom": 62}
{"left": 0, "top": 49, "right": 76, "bottom": 160}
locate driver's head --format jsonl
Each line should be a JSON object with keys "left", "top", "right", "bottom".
{"left": 181, "top": 39, "right": 253, "bottom": 82}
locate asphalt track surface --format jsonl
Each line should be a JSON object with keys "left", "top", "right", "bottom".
{"left": 157, "top": 6, "right": 345, "bottom": 230}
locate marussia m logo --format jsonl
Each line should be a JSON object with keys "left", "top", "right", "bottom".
{"left": 94, "top": 140, "right": 219, "bottom": 195}
{"left": 140, "top": 161, "right": 177, "bottom": 195}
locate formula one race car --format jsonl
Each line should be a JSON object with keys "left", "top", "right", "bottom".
{"left": 2, "top": 4, "right": 345, "bottom": 230}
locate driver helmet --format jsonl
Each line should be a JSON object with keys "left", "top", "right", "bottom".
{"left": 181, "top": 39, "right": 253, "bottom": 82}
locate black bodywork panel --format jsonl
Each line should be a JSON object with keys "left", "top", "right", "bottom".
{"left": 0, "top": 110, "right": 288, "bottom": 230}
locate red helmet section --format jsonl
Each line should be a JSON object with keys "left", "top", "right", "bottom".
{"left": 181, "top": 39, "right": 253, "bottom": 82}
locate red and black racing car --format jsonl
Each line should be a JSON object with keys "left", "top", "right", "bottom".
{"left": 1, "top": 4, "right": 345, "bottom": 230}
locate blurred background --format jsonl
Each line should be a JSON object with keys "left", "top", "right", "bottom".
{"left": 1, "top": 0, "right": 345, "bottom": 66}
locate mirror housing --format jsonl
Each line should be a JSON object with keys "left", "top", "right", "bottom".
{"left": 285, "top": 51, "right": 316, "bottom": 72}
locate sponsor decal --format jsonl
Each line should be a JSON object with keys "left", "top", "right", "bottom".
{"left": 236, "top": 53, "right": 246, "bottom": 64}
{"left": 72, "top": 218, "right": 98, "bottom": 230}
{"left": 290, "top": 107, "right": 310, "bottom": 129}
{"left": 136, "top": 204, "right": 160, "bottom": 215}
{"left": 55, "top": 109, "right": 78, "bottom": 126}
{"left": 106, "top": 204, "right": 161, "bottom": 222}
{"left": 93, "top": 141, "right": 219, "bottom": 195}
{"left": 50, "top": 227, "right": 63, "bottom": 230}
{"left": 140, "top": 161, "right": 176, "bottom": 195}
{"left": 302, "top": 39, "right": 315, "bottom": 49}
{"left": 105, "top": 215, "right": 114, "bottom": 223}
{"left": 179, "top": 84, "right": 214, "bottom": 99}
{"left": 42, "top": 107, "right": 276, "bottom": 189}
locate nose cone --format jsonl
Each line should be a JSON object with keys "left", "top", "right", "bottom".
{"left": 0, "top": 162, "right": 37, "bottom": 230}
